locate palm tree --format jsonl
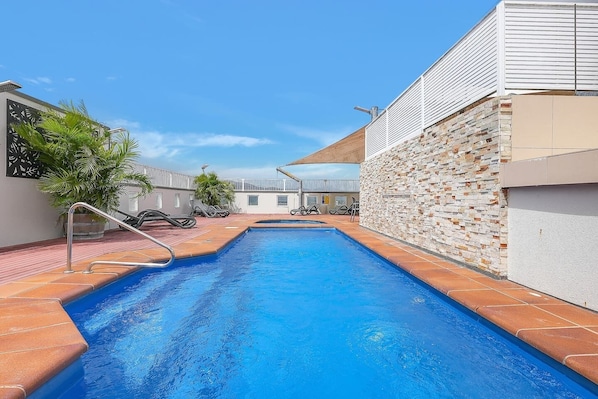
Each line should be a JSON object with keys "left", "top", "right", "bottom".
{"left": 14, "top": 100, "right": 153, "bottom": 215}
{"left": 193, "top": 171, "right": 234, "bottom": 206}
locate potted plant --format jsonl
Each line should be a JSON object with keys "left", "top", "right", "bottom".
{"left": 13, "top": 100, "right": 153, "bottom": 239}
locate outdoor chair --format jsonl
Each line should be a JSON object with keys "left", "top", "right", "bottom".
{"left": 117, "top": 209, "right": 197, "bottom": 229}
{"left": 290, "top": 205, "right": 321, "bottom": 216}
{"left": 193, "top": 202, "right": 229, "bottom": 218}
{"left": 329, "top": 205, "right": 350, "bottom": 215}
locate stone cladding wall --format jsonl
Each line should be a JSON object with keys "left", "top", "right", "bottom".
{"left": 360, "top": 97, "right": 512, "bottom": 276}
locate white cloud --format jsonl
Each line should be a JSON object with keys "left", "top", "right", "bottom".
{"left": 24, "top": 77, "right": 52, "bottom": 85}
{"left": 136, "top": 131, "right": 181, "bottom": 159}
{"left": 105, "top": 119, "right": 273, "bottom": 160}
{"left": 189, "top": 134, "right": 273, "bottom": 147}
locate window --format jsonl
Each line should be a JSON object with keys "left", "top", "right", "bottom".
{"left": 335, "top": 196, "right": 347, "bottom": 206}
{"left": 306, "top": 196, "right": 317, "bottom": 206}
{"left": 174, "top": 193, "right": 181, "bottom": 208}
{"left": 248, "top": 195, "right": 259, "bottom": 206}
{"left": 277, "top": 195, "right": 288, "bottom": 206}
{"left": 128, "top": 193, "right": 139, "bottom": 213}
{"left": 155, "top": 192, "right": 163, "bottom": 209}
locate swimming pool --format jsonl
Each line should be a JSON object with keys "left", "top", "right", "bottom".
{"left": 45, "top": 228, "right": 593, "bottom": 398}
{"left": 255, "top": 219, "right": 325, "bottom": 224}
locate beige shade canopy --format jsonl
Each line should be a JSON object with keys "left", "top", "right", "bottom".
{"left": 287, "top": 126, "right": 366, "bottom": 165}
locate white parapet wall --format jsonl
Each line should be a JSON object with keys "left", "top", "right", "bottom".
{"left": 502, "top": 149, "right": 598, "bottom": 311}
{"left": 507, "top": 185, "right": 598, "bottom": 311}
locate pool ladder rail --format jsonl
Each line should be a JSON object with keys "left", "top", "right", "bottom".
{"left": 64, "top": 202, "right": 176, "bottom": 274}
{"left": 349, "top": 201, "right": 359, "bottom": 222}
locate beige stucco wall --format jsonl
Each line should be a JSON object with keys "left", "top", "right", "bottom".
{"left": 511, "top": 95, "right": 598, "bottom": 161}
{"left": 360, "top": 97, "right": 512, "bottom": 276}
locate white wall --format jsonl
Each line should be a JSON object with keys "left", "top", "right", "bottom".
{"left": 0, "top": 93, "right": 64, "bottom": 247}
{"left": 232, "top": 191, "right": 300, "bottom": 214}
{"left": 0, "top": 175, "right": 63, "bottom": 247}
{"left": 508, "top": 185, "right": 598, "bottom": 311}
{"left": 111, "top": 187, "right": 195, "bottom": 229}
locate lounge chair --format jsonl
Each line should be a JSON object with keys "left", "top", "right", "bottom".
{"left": 290, "top": 205, "right": 321, "bottom": 216}
{"left": 117, "top": 209, "right": 197, "bottom": 229}
{"left": 193, "top": 202, "right": 229, "bottom": 218}
{"left": 212, "top": 204, "right": 231, "bottom": 216}
{"left": 329, "top": 205, "right": 349, "bottom": 215}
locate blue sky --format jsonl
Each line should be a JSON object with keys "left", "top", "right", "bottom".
{"left": 3, "top": 0, "right": 498, "bottom": 179}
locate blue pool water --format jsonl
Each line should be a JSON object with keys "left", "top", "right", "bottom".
{"left": 49, "top": 229, "right": 594, "bottom": 398}
{"left": 255, "top": 219, "right": 325, "bottom": 224}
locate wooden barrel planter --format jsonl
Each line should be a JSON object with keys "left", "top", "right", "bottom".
{"left": 65, "top": 213, "right": 106, "bottom": 240}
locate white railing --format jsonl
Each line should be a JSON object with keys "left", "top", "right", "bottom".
{"left": 127, "top": 168, "right": 361, "bottom": 194}
{"left": 302, "top": 180, "right": 360, "bottom": 192}
{"left": 226, "top": 179, "right": 359, "bottom": 192}
{"left": 227, "top": 179, "right": 298, "bottom": 192}
{"left": 133, "top": 163, "right": 193, "bottom": 189}
{"left": 366, "top": 1, "right": 598, "bottom": 160}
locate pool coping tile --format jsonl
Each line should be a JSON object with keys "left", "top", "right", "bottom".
{"left": 517, "top": 327, "right": 598, "bottom": 363}
{"left": 448, "top": 288, "right": 526, "bottom": 310}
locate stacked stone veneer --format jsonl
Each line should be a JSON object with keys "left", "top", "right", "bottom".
{"left": 360, "top": 97, "right": 512, "bottom": 276}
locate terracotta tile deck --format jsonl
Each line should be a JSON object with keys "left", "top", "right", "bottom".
{"left": 0, "top": 214, "right": 597, "bottom": 398}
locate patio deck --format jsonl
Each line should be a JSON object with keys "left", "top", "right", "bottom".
{"left": 0, "top": 214, "right": 597, "bottom": 398}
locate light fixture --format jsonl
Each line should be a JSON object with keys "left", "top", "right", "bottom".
{"left": 0, "top": 80, "right": 22, "bottom": 93}
{"left": 201, "top": 164, "right": 209, "bottom": 174}
{"left": 354, "top": 105, "right": 379, "bottom": 120}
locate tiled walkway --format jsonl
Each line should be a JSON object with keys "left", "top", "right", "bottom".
{"left": 0, "top": 214, "right": 597, "bottom": 398}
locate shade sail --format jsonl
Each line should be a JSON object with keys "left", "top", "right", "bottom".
{"left": 286, "top": 126, "right": 365, "bottom": 165}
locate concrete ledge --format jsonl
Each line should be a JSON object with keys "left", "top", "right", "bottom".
{"left": 501, "top": 148, "right": 598, "bottom": 187}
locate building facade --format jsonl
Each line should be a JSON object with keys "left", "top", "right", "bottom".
{"left": 359, "top": 0, "right": 598, "bottom": 310}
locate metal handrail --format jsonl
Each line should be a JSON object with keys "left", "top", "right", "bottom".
{"left": 65, "top": 202, "right": 176, "bottom": 274}
{"left": 349, "top": 202, "right": 359, "bottom": 222}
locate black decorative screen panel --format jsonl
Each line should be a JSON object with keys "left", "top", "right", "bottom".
{"left": 6, "top": 99, "right": 43, "bottom": 178}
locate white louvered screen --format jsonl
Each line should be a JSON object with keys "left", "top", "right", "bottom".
{"left": 365, "top": 112, "right": 387, "bottom": 158}
{"left": 423, "top": 11, "right": 498, "bottom": 127}
{"left": 576, "top": 5, "right": 598, "bottom": 90}
{"left": 387, "top": 79, "right": 423, "bottom": 147}
{"left": 504, "top": 3, "right": 577, "bottom": 90}
{"left": 365, "top": 1, "right": 598, "bottom": 161}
